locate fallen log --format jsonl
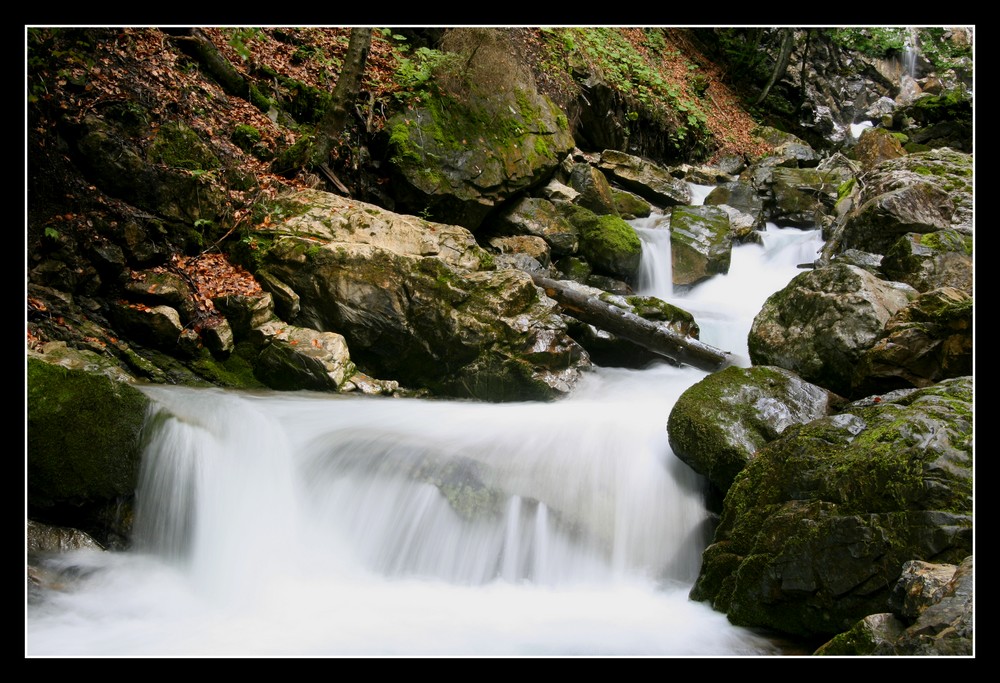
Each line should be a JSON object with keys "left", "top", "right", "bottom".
{"left": 531, "top": 274, "right": 731, "bottom": 372}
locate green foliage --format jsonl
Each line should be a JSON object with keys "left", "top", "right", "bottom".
{"left": 225, "top": 27, "right": 265, "bottom": 62}
{"left": 545, "top": 28, "right": 712, "bottom": 145}
{"left": 642, "top": 28, "right": 668, "bottom": 54}
{"left": 392, "top": 46, "right": 457, "bottom": 106}
{"left": 272, "top": 132, "right": 319, "bottom": 174}
{"left": 828, "top": 27, "right": 907, "bottom": 57}
{"left": 915, "top": 27, "right": 973, "bottom": 71}
{"left": 709, "top": 28, "right": 774, "bottom": 84}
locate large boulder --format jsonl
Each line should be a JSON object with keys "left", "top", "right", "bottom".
{"left": 258, "top": 190, "right": 590, "bottom": 400}
{"left": 837, "top": 148, "right": 972, "bottom": 255}
{"left": 558, "top": 204, "right": 642, "bottom": 283}
{"left": 691, "top": 377, "right": 973, "bottom": 639}
{"left": 669, "top": 205, "right": 732, "bottom": 287}
{"left": 668, "top": 365, "right": 843, "bottom": 495}
{"left": 27, "top": 357, "right": 151, "bottom": 547}
{"left": 384, "top": 88, "right": 574, "bottom": 231}
{"left": 748, "top": 263, "right": 917, "bottom": 398}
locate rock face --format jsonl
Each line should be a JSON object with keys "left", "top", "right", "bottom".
{"left": 690, "top": 377, "right": 973, "bottom": 639}
{"left": 851, "top": 286, "right": 972, "bottom": 397}
{"left": 815, "top": 556, "right": 973, "bottom": 655}
{"left": 257, "top": 190, "right": 591, "bottom": 401}
{"left": 881, "top": 229, "right": 973, "bottom": 295}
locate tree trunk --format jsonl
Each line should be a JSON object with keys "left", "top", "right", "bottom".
{"left": 165, "top": 28, "right": 275, "bottom": 114}
{"left": 167, "top": 29, "right": 249, "bottom": 100}
{"left": 312, "top": 28, "right": 373, "bottom": 165}
{"left": 531, "top": 275, "right": 731, "bottom": 371}
{"left": 755, "top": 29, "right": 795, "bottom": 106}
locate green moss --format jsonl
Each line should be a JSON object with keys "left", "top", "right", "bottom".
{"left": 148, "top": 121, "right": 220, "bottom": 171}
{"left": 387, "top": 119, "right": 422, "bottom": 165}
{"left": 231, "top": 124, "right": 262, "bottom": 152}
{"left": 27, "top": 358, "right": 149, "bottom": 508}
{"left": 188, "top": 342, "right": 268, "bottom": 389}
{"left": 836, "top": 177, "right": 857, "bottom": 202}
{"left": 814, "top": 621, "right": 884, "bottom": 655}
{"left": 623, "top": 295, "right": 696, "bottom": 326}
{"left": 589, "top": 214, "right": 641, "bottom": 253}
{"left": 272, "top": 133, "right": 318, "bottom": 174}
{"left": 919, "top": 229, "right": 972, "bottom": 256}
{"left": 534, "top": 135, "right": 550, "bottom": 157}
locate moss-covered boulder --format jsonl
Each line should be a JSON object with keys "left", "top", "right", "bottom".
{"left": 814, "top": 613, "right": 905, "bottom": 655}
{"left": 669, "top": 205, "right": 732, "bottom": 287}
{"left": 838, "top": 148, "right": 972, "bottom": 255}
{"left": 667, "top": 365, "right": 843, "bottom": 495}
{"left": 27, "top": 357, "right": 151, "bottom": 547}
{"left": 690, "top": 377, "right": 973, "bottom": 639}
{"left": 559, "top": 204, "right": 642, "bottom": 282}
{"left": 894, "top": 90, "right": 972, "bottom": 153}
{"left": 611, "top": 187, "right": 652, "bottom": 219}
{"left": 385, "top": 87, "right": 574, "bottom": 231}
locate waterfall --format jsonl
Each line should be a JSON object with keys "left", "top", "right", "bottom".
{"left": 26, "top": 203, "right": 825, "bottom": 657}
{"left": 903, "top": 27, "right": 919, "bottom": 80}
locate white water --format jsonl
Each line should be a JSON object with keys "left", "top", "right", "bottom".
{"left": 26, "top": 194, "right": 824, "bottom": 658}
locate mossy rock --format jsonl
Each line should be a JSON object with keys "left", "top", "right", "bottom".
{"left": 693, "top": 377, "right": 973, "bottom": 638}
{"left": 27, "top": 357, "right": 151, "bottom": 544}
{"left": 148, "top": 121, "right": 220, "bottom": 171}
{"left": 561, "top": 204, "right": 641, "bottom": 281}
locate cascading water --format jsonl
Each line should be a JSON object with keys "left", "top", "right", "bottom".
{"left": 902, "top": 27, "right": 920, "bottom": 80}
{"left": 26, "top": 190, "right": 824, "bottom": 657}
